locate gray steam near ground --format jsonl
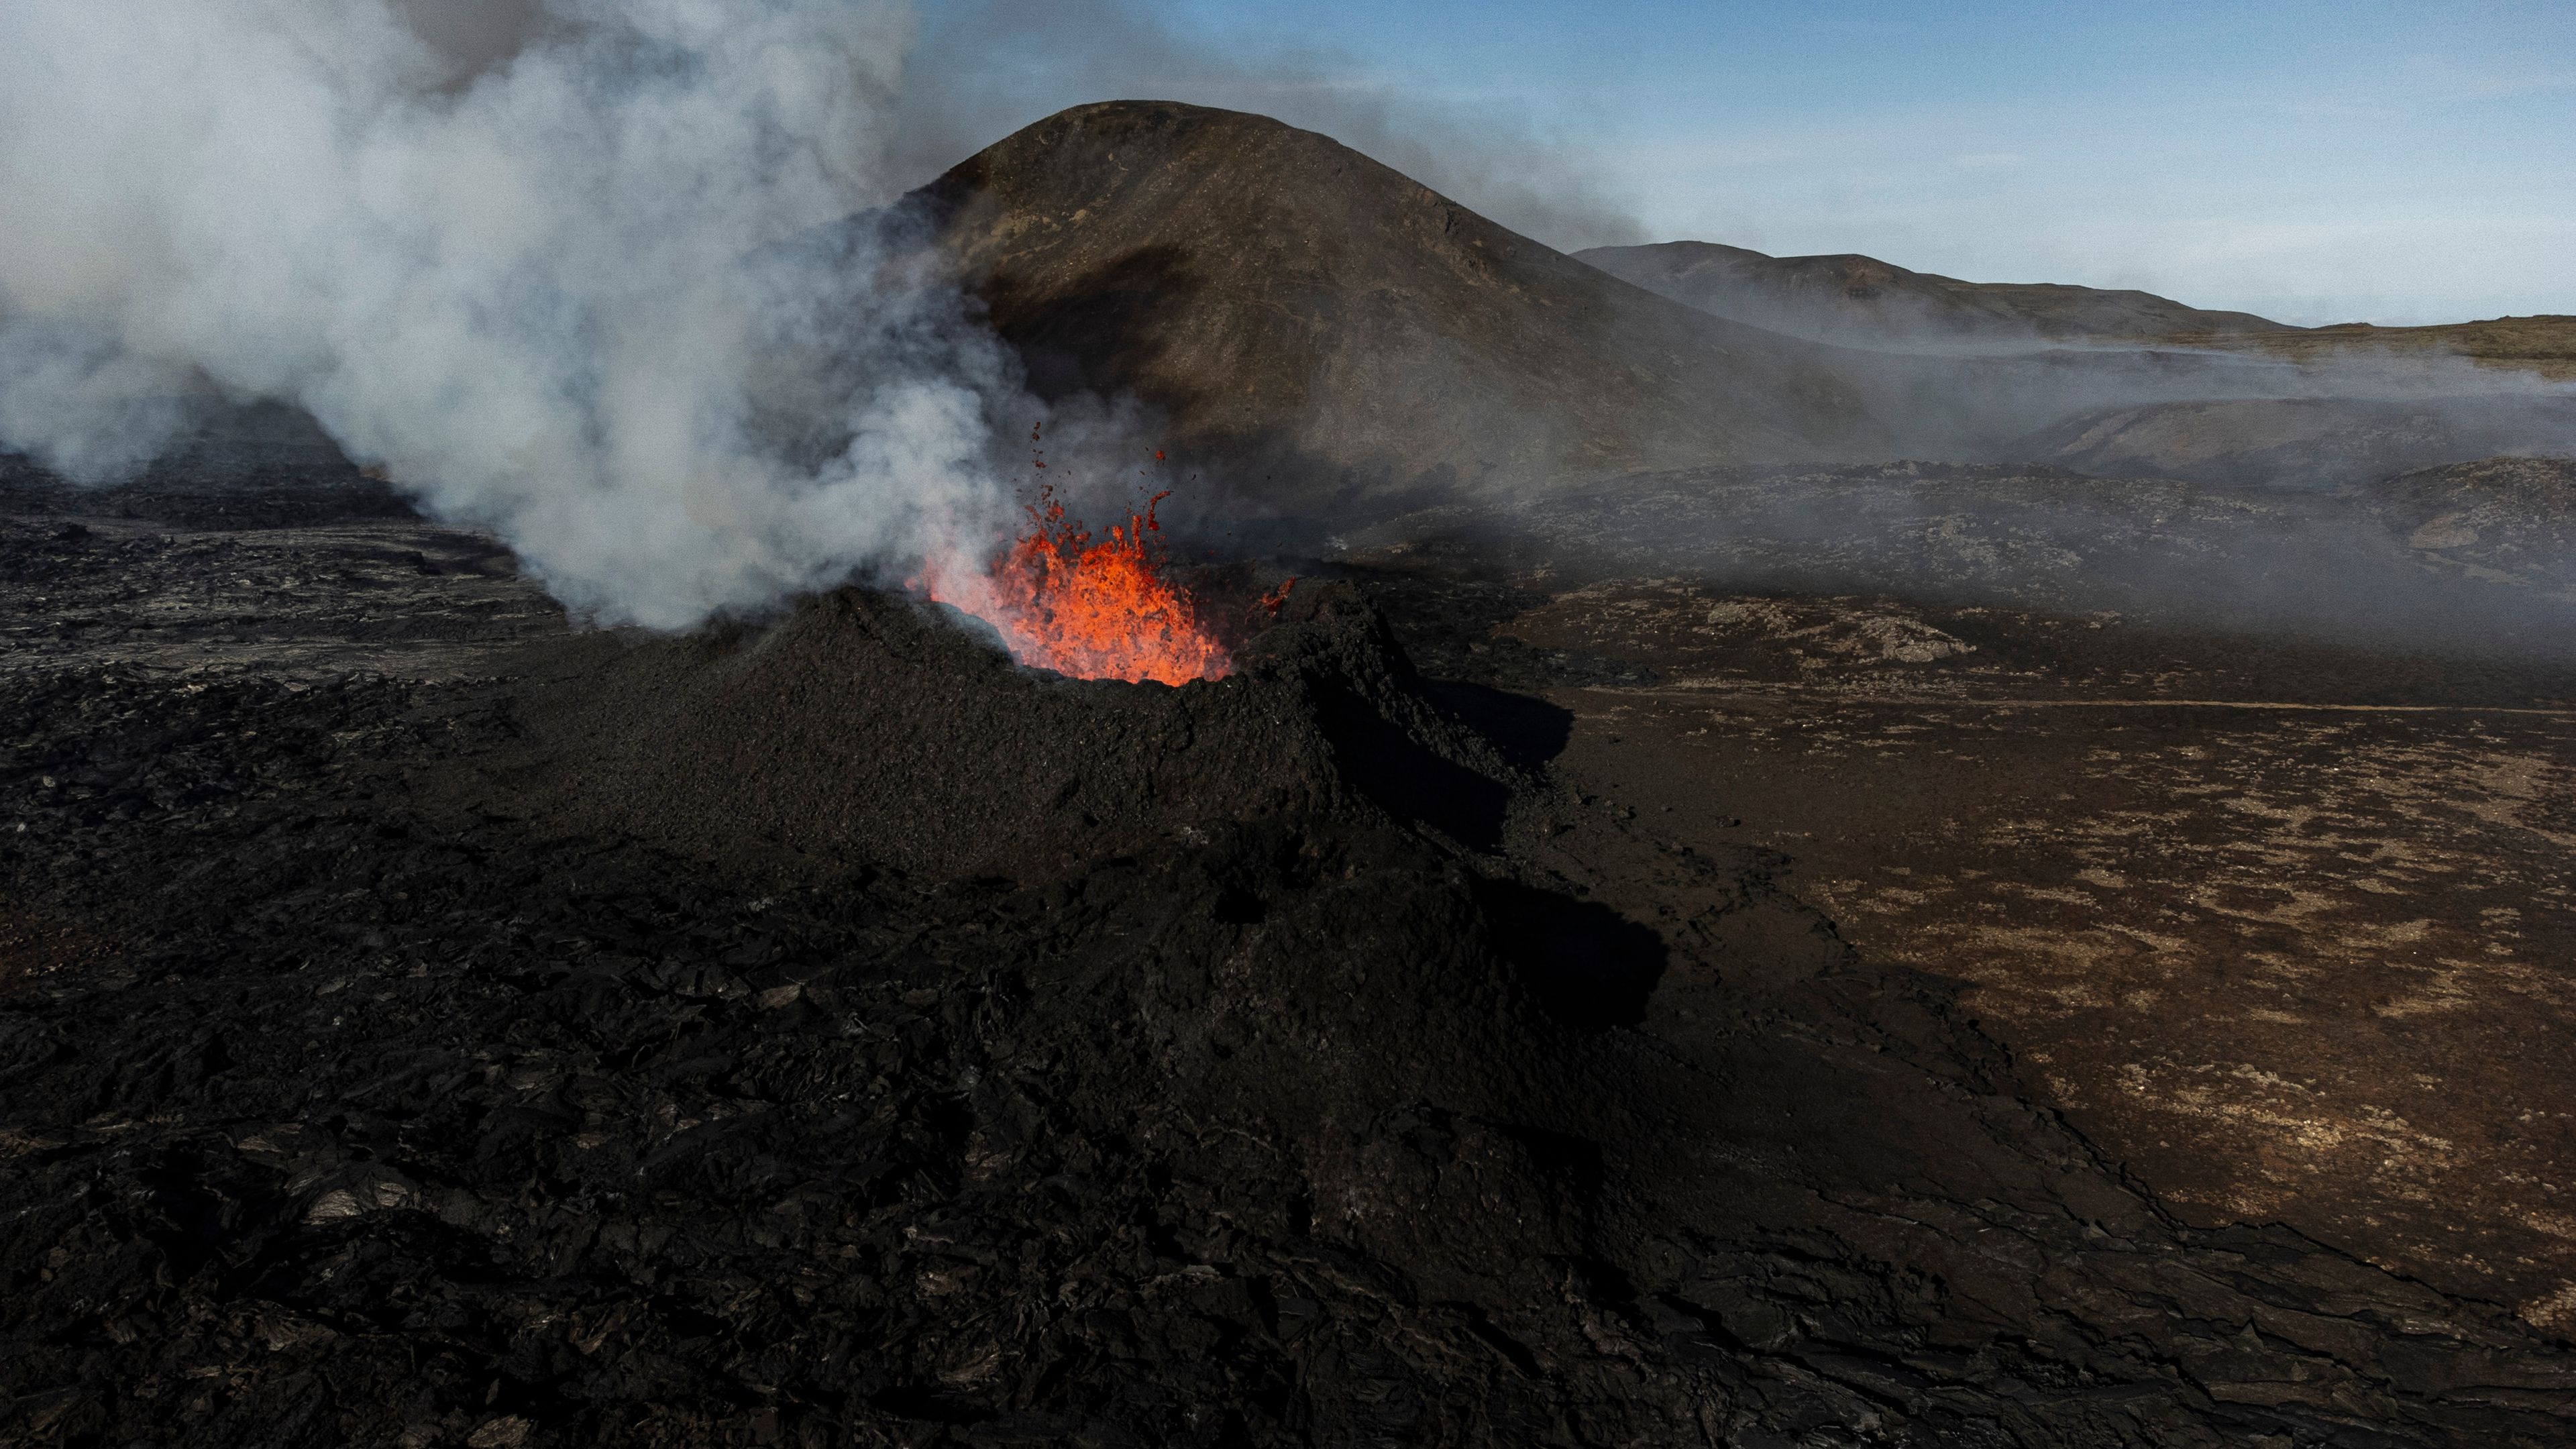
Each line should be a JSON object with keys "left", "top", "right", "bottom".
{"left": 1562, "top": 325, "right": 2576, "bottom": 658}
{"left": 1347, "top": 456, "right": 2576, "bottom": 661}
{"left": 1579, "top": 229, "right": 2576, "bottom": 494}
{"left": 0, "top": 0, "right": 1640, "bottom": 632}
{"left": 1552, "top": 231, "right": 2576, "bottom": 652}
{"left": 1574, "top": 241, "right": 2298, "bottom": 350}
{"left": 1858, "top": 345, "right": 2576, "bottom": 482}
{"left": 2, "top": 0, "right": 2572, "bottom": 653}
{"left": 0, "top": 0, "right": 1061, "bottom": 628}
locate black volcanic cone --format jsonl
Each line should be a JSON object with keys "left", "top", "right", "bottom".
{"left": 914, "top": 101, "right": 1894, "bottom": 526}
{"left": 483, "top": 580, "right": 1514, "bottom": 881}
{"left": 0, "top": 584, "right": 1640, "bottom": 1445}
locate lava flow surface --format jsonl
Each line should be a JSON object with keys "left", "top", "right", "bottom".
{"left": 8, "top": 435, "right": 2576, "bottom": 1448}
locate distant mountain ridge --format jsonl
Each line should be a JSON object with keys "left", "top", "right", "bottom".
{"left": 904, "top": 101, "right": 2569, "bottom": 511}
{"left": 1578, "top": 239, "right": 2293, "bottom": 345}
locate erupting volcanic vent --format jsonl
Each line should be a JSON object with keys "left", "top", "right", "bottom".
{"left": 926, "top": 462, "right": 1233, "bottom": 685}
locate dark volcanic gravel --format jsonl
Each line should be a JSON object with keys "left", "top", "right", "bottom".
{"left": 5, "top": 466, "right": 2575, "bottom": 1448}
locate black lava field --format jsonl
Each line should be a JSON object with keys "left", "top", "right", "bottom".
{"left": 5, "top": 445, "right": 2574, "bottom": 1449}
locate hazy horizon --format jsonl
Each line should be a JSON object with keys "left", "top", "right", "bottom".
{"left": 912, "top": 0, "right": 2575, "bottom": 328}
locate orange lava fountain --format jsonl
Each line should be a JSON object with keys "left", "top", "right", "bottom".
{"left": 924, "top": 486, "right": 1233, "bottom": 685}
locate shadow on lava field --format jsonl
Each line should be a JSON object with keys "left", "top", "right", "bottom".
{"left": 1401, "top": 569, "right": 2576, "bottom": 1330}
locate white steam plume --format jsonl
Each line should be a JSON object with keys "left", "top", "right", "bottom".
{"left": 0, "top": 0, "right": 1026, "bottom": 628}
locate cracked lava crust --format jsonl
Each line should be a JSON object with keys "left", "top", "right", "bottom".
{"left": 5, "top": 462, "right": 2576, "bottom": 1448}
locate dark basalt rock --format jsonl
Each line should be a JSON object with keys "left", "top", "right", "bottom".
{"left": 5, "top": 482, "right": 2575, "bottom": 1448}
{"left": 480, "top": 580, "right": 1510, "bottom": 882}
{"left": 0, "top": 572, "right": 1616, "bottom": 1448}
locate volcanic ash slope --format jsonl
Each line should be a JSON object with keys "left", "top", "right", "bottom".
{"left": 486, "top": 581, "right": 1514, "bottom": 880}
{"left": 914, "top": 100, "right": 1894, "bottom": 522}
{"left": 1578, "top": 238, "right": 2294, "bottom": 345}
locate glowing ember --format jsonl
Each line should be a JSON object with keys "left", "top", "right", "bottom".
{"left": 926, "top": 487, "right": 1232, "bottom": 685}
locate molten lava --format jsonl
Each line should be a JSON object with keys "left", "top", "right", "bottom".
{"left": 927, "top": 488, "right": 1233, "bottom": 685}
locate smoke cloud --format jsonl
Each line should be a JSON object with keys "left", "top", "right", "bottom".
{"left": 0, "top": 0, "right": 1038, "bottom": 629}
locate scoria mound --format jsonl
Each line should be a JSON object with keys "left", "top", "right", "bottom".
{"left": 474, "top": 581, "right": 1511, "bottom": 883}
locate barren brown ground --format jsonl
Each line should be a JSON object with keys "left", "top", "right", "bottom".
{"left": 2167, "top": 315, "right": 2576, "bottom": 382}
{"left": 1501, "top": 578, "right": 2576, "bottom": 1333}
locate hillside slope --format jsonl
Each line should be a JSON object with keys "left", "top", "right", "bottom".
{"left": 1580, "top": 239, "right": 2291, "bottom": 345}
{"left": 914, "top": 103, "right": 1894, "bottom": 522}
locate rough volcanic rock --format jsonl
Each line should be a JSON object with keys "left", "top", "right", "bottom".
{"left": 2369, "top": 454, "right": 2576, "bottom": 596}
{"left": 484, "top": 580, "right": 1513, "bottom": 881}
{"left": 2020, "top": 395, "right": 2576, "bottom": 488}
{"left": 0, "top": 402, "right": 411, "bottom": 532}
{"left": 10, "top": 407, "right": 2576, "bottom": 1449}
{"left": 1333, "top": 458, "right": 2576, "bottom": 656}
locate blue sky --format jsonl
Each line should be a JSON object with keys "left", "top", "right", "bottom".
{"left": 921, "top": 0, "right": 2575, "bottom": 325}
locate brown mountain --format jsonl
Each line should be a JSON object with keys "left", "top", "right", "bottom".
{"left": 2173, "top": 314, "right": 2576, "bottom": 382}
{"left": 1578, "top": 239, "right": 2292, "bottom": 345}
{"left": 914, "top": 102, "right": 1894, "bottom": 522}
